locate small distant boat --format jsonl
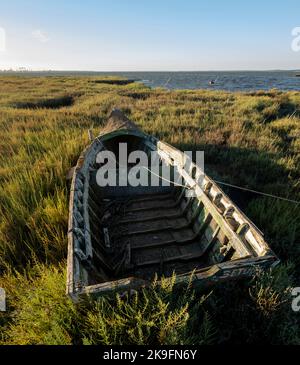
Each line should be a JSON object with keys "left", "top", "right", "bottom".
{"left": 67, "top": 110, "right": 279, "bottom": 300}
{"left": 209, "top": 76, "right": 219, "bottom": 85}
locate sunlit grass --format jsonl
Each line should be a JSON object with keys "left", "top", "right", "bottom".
{"left": 0, "top": 76, "right": 299, "bottom": 344}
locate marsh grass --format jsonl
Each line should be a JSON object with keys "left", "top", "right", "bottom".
{"left": 0, "top": 266, "right": 215, "bottom": 345}
{"left": 82, "top": 274, "right": 216, "bottom": 345}
{"left": 0, "top": 76, "right": 299, "bottom": 344}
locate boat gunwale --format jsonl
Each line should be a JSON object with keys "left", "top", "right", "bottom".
{"left": 73, "top": 255, "right": 279, "bottom": 299}
{"left": 67, "top": 116, "right": 279, "bottom": 300}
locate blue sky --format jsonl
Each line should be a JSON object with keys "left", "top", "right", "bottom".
{"left": 0, "top": 0, "right": 299, "bottom": 70}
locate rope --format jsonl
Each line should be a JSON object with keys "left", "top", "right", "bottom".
{"left": 214, "top": 180, "right": 300, "bottom": 205}
{"left": 95, "top": 137, "right": 299, "bottom": 204}
{"left": 141, "top": 167, "right": 300, "bottom": 205}
{"left": 140, "top": 166, "right": 192, "bottom": 188}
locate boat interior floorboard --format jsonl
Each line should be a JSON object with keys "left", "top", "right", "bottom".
{"left": 92, "top": 188, "right": 218, "bottom": 281}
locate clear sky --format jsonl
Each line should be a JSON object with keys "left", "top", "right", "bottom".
{"left": 0, "top": 0, "right": 299, "bottom": 71}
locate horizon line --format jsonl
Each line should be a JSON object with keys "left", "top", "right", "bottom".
{"left": 1, "top": 69, "right": 300, "bottom": 73}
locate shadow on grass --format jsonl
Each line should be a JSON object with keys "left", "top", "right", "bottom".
{"left": 122, "top": 91, "right": 152, "bottom": 100}
{"left": 11, "top": 95, "right": 75, "bottom": 109}
{"left": 90, "top": 79, "right": 135, "bottom": 86}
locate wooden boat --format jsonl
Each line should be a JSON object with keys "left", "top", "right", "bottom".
{"left": 67, "top": 109, "right": 279, "bottom": 300}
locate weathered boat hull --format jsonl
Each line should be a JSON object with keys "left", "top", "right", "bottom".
{"left": 67, "top": 110, "right": 279, "bottom": 300}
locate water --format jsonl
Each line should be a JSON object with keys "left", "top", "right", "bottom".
{"left": 2, "top": 70, "right": 300, "bottom": 92}
{"left": 104, "top": 71, "right": 300, "bottom": 91}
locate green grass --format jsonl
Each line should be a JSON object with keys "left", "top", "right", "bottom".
{"left": 0, "top": 76, "right": 299, "bottom": 344}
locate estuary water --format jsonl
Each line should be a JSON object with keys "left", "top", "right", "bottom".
{"left": 2, "top": 70, "right": 300, "bottom": 92}
{"left": 108, "top": 70, "right": 300, "bottom": 91}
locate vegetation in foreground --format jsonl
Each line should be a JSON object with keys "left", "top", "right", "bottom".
{"left": 0, "top": 76, "right": 299, "bottom": 344}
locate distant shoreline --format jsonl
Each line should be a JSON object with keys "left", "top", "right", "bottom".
{"left": 2, "top": 70, "right": 300, "bottom": 92}
{"left": 1, "top": 69, "right": 300, "bottom": 73}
